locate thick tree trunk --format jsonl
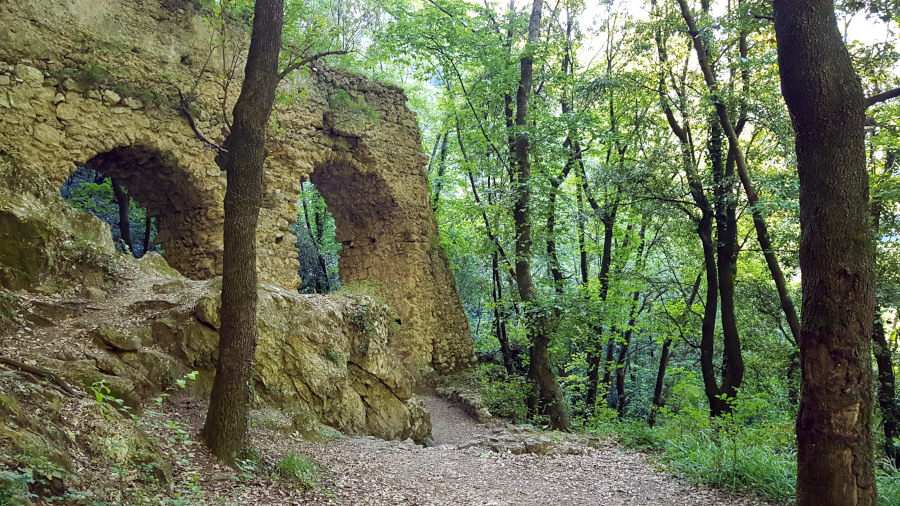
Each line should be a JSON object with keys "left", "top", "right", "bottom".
{"left": 201, "top": 0, "right": 284, "bottom": 466}
{"left": 513, "top": 0, "right": 569, "bottom": 430}
{"left": 774, "top": 1, "right": 876, "bottom": 503}
{"left": 111, "top": 178, "right": 133, "bottom": 255}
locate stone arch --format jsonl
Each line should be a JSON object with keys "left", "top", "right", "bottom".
{"left": 0, "top": 0, "right": 475, "bottom": 375}
{"left": 78, "top": 145, "right": 219, "bottom": 278}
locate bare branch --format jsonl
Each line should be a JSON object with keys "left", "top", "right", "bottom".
{"left": 866, "top": 87, "right": 900, "bottom": 108}
{"left": 167, "top": 80, "right": 227, "bottom": 154}
{"left": 278, "top": 50, "right": 351, "bottom": 80}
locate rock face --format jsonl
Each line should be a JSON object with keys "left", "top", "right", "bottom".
{"left": 190, "top": 282, "right": 433, "bottom": 442}
{"left": 0, "top": 0, "right": 474, "bottom": 375}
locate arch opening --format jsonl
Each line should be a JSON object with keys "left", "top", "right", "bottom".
{"left": 291, "top": 181, "right": 341, "bottom": 294}
{"left": 66, "top": 145, "right": 217, "bottom": 279}
{"left": 61, "top": 166, "right": 161, "bottom": 258}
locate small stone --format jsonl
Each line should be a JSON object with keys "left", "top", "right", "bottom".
{"left": 44, "top": 77, "right": 59, "bottom": 87}
{"left": 122, "top": 96, "right": 142, "bottom": 109}
{"left": 14, "top": 64, "right": 43, "bottom": 87}
{"left": 62, "top": 78, "right": 83, "bottom": 92}
{"left": 102, "top": 89, "right": 121, "bottom": 104}
{"left": 56, "top": 102, "right": 78, "bottom": 121}
{"left": 0, "top": 93, "right": 8, "bottom": 109}
{"left": 86, "top": 89, "right": 101, "bottom": 100}
{"left": 54, "top": 93, "right": 65, "bottom": 104}
{"left": 82, "top": 286, "right": 108, "bottom": 301}
{"left": 110, "top": 107, "right": 129, "bottom": 114}
{"left": 0, "top": 75, "right": 9, "bottom": 86}
{"left": 33, "top": 123, "right": 64, "bottom": 145}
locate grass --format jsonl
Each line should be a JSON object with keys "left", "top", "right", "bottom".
{"left": 274, "top": 452, "right": 318, "bottom": 490}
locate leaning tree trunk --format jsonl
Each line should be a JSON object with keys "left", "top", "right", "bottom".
{"left": 774, "top": 1, "right": 876, "bottom": 503}
{"left": 200, "top": 0, "right": 284, "bottom": 466}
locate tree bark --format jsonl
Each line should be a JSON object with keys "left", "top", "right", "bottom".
{"left": 201, "top": 0, "right": 284, "bottom": 466}
{"left": 774, "top": 1, "right": 876, "bottom": 503}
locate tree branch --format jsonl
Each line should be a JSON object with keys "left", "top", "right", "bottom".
{"left": 278, "top": 50, "right": 350, "bottom": 81}
{"left": 167, "top": 80, "right": 227, "bottom": 154}
{"left": 0, "top": 355, "right": 81, "bottom": 397}
{"left": 866, "top": 87, "right": 900, "bottom": 108}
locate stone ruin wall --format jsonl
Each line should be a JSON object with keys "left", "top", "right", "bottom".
{"left": 0, "top": 0, "right": 475, "bottom": 374}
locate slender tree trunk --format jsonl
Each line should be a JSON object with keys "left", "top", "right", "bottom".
{"left": 201, "top": 0, "right": 285, "bottom": 466}
{"left": 301, "top": 181, "right": 330, "bottom": 292}
{"left": 141, "top": 214, "right": 152, "bottom": 258}
{"left": 585, "top": 200, "right": 617, "bottom": 412}
{"left": 649, "top": 272, "right": 702, "bottom": 427}
{"left": 873, "top": 312, "right": 900, "bottom": 467}
{"left": 513, "top": 0, "right": 569, "bottom": 430}
{"left": 677, "top": 0, "right": 801, "bottom": 347}
{"left": 111, "top": 178, "right": 133, "bottom": 255}
{"left": 774, "top": 1, "right": 876, "bottom": 503}
{"left": 492, "top": 251, "right": 515, "bottom": 374}
{"left": 676, "top": 0, "right": 748, "bottom": 417}
{"left": 872, "top": 153, "right": 898, "bottom": 466}
{"left": 431, "top": 132, "right": 450, "bottom": 212}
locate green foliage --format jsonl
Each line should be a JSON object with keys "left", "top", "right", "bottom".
{"left": 89, "top": 380, "right": 133, "bottom": 420}
{"left": 475, "top": 364, "right": 530, "bottom": 423}
{"left": 328, "top": 89, "right": 379, "bottom": 122}
{"left": 274, "top": 452, "right": 318, "bottom": 489}
{"left": 0, "top": 469, "right": 35, "bottom": 505}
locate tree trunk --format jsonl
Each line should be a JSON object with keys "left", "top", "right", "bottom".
{"left": 873, "top": 312, "right": 900, "bottom": 467}
{"left": 201, "top": 0, "right": 284, "bottom": 466}
{"left": 649, "top": 271, "right": 702, "bottom": 427}
{"left": 141, "top": 214, "right": 152, "bottom": 258}
{"left": 492, "top": 251, "right": 515, "bottom": 374}
{"left": 301, "top": 181, "right": 330, "bottom": 292}
{"left": 774, "top": 1, "right": 876, "bottom": 503}
{"left": 513, "top": 0, "right": 569, "bottom": 430}
{"left": 585, "top": 201, "right": 617, "bottom": 413}
{"left": 872, "top": 152, "right": 898, "bottom": 466}
{"left": 111, "top": 178, "right": 133, "bottom": 255}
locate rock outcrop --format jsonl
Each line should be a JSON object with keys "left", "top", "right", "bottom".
{"left": 0, "top": 0, "right": 474, "bottom": 375}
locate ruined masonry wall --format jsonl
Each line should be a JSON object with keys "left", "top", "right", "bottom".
{"left": 0, "top": 0, "right": 475, "bottom": 374}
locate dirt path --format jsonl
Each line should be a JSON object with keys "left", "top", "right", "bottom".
{"left": 235, "top": 396, "right": 765, "bottom": 506}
